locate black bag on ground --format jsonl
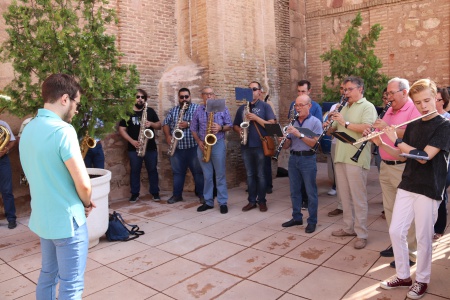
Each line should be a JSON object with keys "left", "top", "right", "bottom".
{"left": 106, "top": 211, "right": 145, "bottom": 241}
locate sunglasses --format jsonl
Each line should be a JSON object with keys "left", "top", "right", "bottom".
{"left": 251, "top": 87, "right": 260, "bottom": 91}
{"left": 179, "top": 95, "right": 190, "bottom": 99}
{"left": 136, "top": 95, "right": 146, "bottom": 99}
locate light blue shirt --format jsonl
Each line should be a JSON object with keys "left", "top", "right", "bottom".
{"left": 20, "top": 109, "right": 86, "bottom": 239}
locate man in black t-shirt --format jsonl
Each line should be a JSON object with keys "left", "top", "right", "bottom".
{"left": 376, "top": 79, "right": 450, "bottom": 299}
{"left": 119, "top": 89, "right": 161, "bottom": 203}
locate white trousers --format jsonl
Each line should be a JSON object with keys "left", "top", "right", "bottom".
{"left": 390, "top": 189, "right": 440, "bottom": 283}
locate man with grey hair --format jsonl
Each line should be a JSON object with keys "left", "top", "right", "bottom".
{"left": 369, "top": 77, "right": 421, "bottom": 267}
{"left": 326, "top": 76, "right": 377, "bottom": 249}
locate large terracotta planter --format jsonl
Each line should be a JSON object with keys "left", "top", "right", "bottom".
{"left": 86, "top": 168, "right": 111, "bottom": 248}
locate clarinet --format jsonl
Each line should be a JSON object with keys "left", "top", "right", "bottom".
{"left": 272, "top": 110, "right": 298, "bottom": 161}
{"left": 350, "top": 101, "right": 392, "bottom": 162}
{"left": 311, "top": 95, "right": 348, "bottom": 153}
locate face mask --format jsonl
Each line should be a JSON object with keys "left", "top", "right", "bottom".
{"left": 135, "top": 103, "right": 144, "bottom": 109}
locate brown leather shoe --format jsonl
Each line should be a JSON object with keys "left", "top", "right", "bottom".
{"left": 327, "top": 208, "right": 343, "bottom": 217}
{"left": 259, "top": 203, "right": 268, "bottom": 212}
{"left": 242, "top": 203, "right": 257, "bottom": 212}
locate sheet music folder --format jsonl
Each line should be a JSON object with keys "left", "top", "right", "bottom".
{"left": 235, "top": 87, "right": 253, "bottom": 102}
{"left": 265, "top": 124, "right": 284, "bottom": 137}
{"left": 206, "top": 99, "right": 226, "bottom": 113}
{"left": 331, "top": 131, "right": 356, "bottom": 144}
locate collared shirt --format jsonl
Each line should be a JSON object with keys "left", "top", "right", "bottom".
{"left": 190, "top": 104, "right": 232, "bottom": 141}
{"left": 163, "top": 103, "right": 199, "bottom": 149}
{"left": 332, "top": 97, "right": 377, "bottom": 169}
{"left": 380, "top": 99, "right": 421, "bottom": 161}
{"left": 233, "top": 100, "right": 276, "bottom": 148}
{"left": 19, "top": 109, "right": 86, "bottom": 239}
{"left": 0, "top": 120, "right": 16, "bottom": 141}
{"left": 289, "top": 100, "right": 322, "bottom": 123}
{"left": 288, "top": 114, "right": 322, "bottom": 151}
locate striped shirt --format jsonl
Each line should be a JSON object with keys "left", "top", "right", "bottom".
{"left": 190, "top": 104, "right": 232, "bottom": 141}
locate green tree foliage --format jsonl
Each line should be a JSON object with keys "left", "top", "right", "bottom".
{"left": 321, "top": 13, "right": 388, "bottom": 106}
{"left": 0, "top": 0, "right": 140, "bottom": 137}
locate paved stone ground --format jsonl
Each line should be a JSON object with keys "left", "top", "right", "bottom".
{"left": 0, "top": 163, "right": 449, "bottom": 299}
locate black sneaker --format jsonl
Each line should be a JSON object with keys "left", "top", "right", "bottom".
{"left": 380, "top": 246, "right": 394, "bottom": 257}
{"left": 152, "top": 193, "right": 161, "bottom": 202}
{"left": 129, "top": 194, "right": 139, "bottom": 203}
{"left": 220, "top": 205, "right": 228, "bottom": 214}
{"left": 197, "top": 203, "right": 213, "bottom": 212}
{"left": 8, "top": 220, "right": 17, "bottom": 229}
{"left": 167, "top": 195, "right": 183, "bottom": 204}
{"left": 266, "top": 187, "right": 273, "bottom": 194}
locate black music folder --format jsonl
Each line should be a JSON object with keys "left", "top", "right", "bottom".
{"left": 295, "top": 127, "right": 318, "bottom": 138}
{"left": 206, "top": 99, "right": 226, "bottom": 113}
{"left": 331, "top": 131, "right": 356, "bottom": 144}
{"left": 265, "top": 124, "right": 284, "bottom": 137}
{"left": 235, "top": 87, "right": 252, "bottom": 102}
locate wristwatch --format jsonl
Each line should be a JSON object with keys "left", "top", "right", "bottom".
{"left": 187, "top": 121, "right": 190, "bottom": 128}
{"left": 345, "top": 121, "right": 350, "bottom": 129}
{"left": 299, "top": 133, "right": 305, "bottom": 139}
{"left": 394, "top": 138, "right": 403, "bottom": 147}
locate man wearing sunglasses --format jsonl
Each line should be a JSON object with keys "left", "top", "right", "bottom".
{"left": 163, "top": 88, "right": 204, "bottom": 204}
{"left": 119, "top": 89, "right": 161, "bottom": 203}
{"left": 233, "top": 81, "right": 275, "bottom": 212}
{"left": 20, "top": 73, "right": 94, "bottom": 299}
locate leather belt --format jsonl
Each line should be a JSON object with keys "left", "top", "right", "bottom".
{"left": 382, "top": 160, "right": 406, "bottom": 165}
{"left": 290, "top": 150, "right": 315, "bottom": 156}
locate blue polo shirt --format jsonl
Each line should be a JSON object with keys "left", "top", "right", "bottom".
{"left": 20, "top": 109, "right": 86, "bottom": 239}
{"left": 288, "top": 114, "right": 322, "bottom": 151}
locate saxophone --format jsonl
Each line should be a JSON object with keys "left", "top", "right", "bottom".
{"left": 202, "top": 112, "right": 217, "bottom": 162}
{"left": 137, "top": 102, "right": 155, "bottom": 157}
{"left": 80, "top": 130, "right": 97, "bottom": 159}
{"left": 0, "top": 125, "right": 11, "bottom": 153}
{"left": 240, "top": 101, "right": 250, "bottom": 145}
{"left": 168, "top": 102, "right": 188, "bottom": 156}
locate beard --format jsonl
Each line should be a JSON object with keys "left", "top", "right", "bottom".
{"left": 135, "top": 103, "right": 145, "bottom": 110}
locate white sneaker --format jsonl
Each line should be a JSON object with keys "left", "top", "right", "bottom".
{"left": 327, "top": 189, "right": 337, "bottom": 196}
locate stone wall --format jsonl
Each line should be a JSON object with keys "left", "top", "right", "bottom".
{"left": 303, "top": 0, "right": 450, "bottom": 102}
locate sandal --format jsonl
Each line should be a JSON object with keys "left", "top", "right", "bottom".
{"left": 433, "top": 233, "right": 443, "bottom": 240}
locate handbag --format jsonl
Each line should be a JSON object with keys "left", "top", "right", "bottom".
{"left": 254, "top": 121, "right": 276, "bottom": 157}
{"left": 105, "top": 211, "right": 145, "bottom": 241}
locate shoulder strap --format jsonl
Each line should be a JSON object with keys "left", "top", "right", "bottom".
{"left": 253, "top": 121, "right": 265, "bottom": 141}
{"left": 114, "top": 212, "right": 145, "bottom": 239}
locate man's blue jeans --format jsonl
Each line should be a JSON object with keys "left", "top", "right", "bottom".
{"left": 170, "top": 146, "right": 203, "bottom": 197}
{"left": 36, "top": 220, "right": 88, "bottom": 300}
{"left": 128, "top": 150, "right": 159, "bottom": 196}
{"left": 288, "top": 154, "right": 318, "bottom": 224}
{"left": 242, "top": 147, "right": 266, "bottom": 204}
{"left": 0, "top": 155, "right": 16, "bottom": 222}
{"left": 83, "top": 142, "right": 105, "bottom": 169}
{"left": 197, "top": 139, "right": 228, "bottom": 206}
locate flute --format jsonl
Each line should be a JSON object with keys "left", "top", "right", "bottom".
{"left": 350, "top": 101, "right": 392, "bottom": 162}
{"left": 352, "top": 110, "right": 437, "bottom": 145}
{"left": 311, "top": 95, "right": 348, "bottom": 153}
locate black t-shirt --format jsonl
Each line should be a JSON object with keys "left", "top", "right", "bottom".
{"left": 398, "top": 115, "right": 450, "bottom": 200}
{"left": 119, "top": 107, "right": 159, "bottom": 152}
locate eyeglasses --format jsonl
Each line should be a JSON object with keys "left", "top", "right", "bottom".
{"left": 136, "top": 95, "right": 146, "bottom": 99}
{"left": 251, "top": 87, "right": 260, "bottom": 91}
{"left": 387, "top": 90, "right": 403, "bottom": 96}
{"left": 70, "top": 99, "right": 82, "bottom": 111}
{"left": 179, "top": 95, "right": 190, "bottom": 99}
{"left": 202, "top": 92, "right": 215, "bottom": 96}
{"left": 294, "top": 103, "right": 309, "bottom": 108}
{"left": 343, "top": 86, "right": 359, "bottom": 93}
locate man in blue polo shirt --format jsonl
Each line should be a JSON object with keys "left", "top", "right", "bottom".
{"left": 233, "top": 81, "right": 275, "bottom": 212}
{"left": 20, "top": 74, "right": 94, "bottom": 299}
{"left": 281, "top": 94, "right": 322, "bottom": 233}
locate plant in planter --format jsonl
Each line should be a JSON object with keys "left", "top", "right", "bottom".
{"left": 0, "top": 0, "right": 140, "bottom": 247}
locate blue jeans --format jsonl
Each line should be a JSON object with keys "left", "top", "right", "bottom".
{"left": 83, "top": 142, "right": 105, "bottom": 169}
{"left": 197, "top": 139, "right": 228, "bottom": 206}
{"left": 170, "top": 146, "right": 203, "bottom": 197}
{"left": 36, "top": 220, "right": 88, "bottom": 300}
{"left": 0, "top": 155, "right": 16, "bottom": 222}
{"left": 264, "top": 156, "right": 272, "bottom": 189}
{"left": 128, "top": 150, "right": 159, "bottom": 196}
{"left": 288, "top": 154, "right": 318, "bottom": 224}
{"left": 242, "top": 147, "right": 266, "bottom": 204}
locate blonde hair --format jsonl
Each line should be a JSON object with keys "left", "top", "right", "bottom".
{"left": 409, "top": 79, "right": 437, "bottom": 99}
